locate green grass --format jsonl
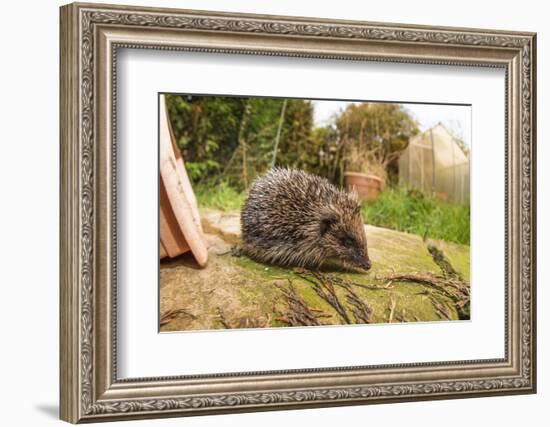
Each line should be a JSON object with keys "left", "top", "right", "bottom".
{"left": 361, "top": 187, "right": 470, "bottom": 245}
{"left": 195, "top": 181, "right": 248, "bottom": 212}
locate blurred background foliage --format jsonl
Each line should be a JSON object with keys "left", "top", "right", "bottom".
{"left": 166, "top": 95, "right": 418, "bottom": 188}
{"left": 165, "top": 94, "right": 469, "bottom": 245}
{"left": 166, "top": 95, "right": 320, "bottom": 190}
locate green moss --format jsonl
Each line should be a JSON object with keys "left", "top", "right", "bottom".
{"left": 232, "top": 256, "right": 293, "bottom": 280}
{"left": 232, "top": 251, "right": 459, "bottom": 325}
{"left": 161, "top": 209, "right": 469, "bottom": 331}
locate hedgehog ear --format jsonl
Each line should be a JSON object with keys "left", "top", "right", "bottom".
{"left": 320, "top": 213, "right": 338, "bottom": 236}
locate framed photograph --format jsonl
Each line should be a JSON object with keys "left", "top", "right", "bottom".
{"left": 60, "top": 2, "right": 537, "bottom": 423}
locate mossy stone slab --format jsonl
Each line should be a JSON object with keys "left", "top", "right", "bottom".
{"left": 160, "top": 209, "right": 469, "bottom": 331}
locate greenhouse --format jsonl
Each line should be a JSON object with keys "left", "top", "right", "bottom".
{"left": 398, "top": 123, "right": 470, "bottom": 204}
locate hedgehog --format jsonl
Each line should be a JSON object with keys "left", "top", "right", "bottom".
{"left": 240, "top": 168, "right": 371, "bottom": 271}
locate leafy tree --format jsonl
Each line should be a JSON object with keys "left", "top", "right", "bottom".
{"left": 337, "top": 103, "right": 418, "bottom": 161}
{"left": 336, "top": 103, "right": 419, "bottom": 183}
{"left": 165, "top": 95, "right": 319, "bottom": 189}
{"left": 165, "top": 94, "right": 246, "bottom": 181}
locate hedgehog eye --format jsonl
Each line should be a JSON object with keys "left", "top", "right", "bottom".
{"left": 342, "top": 237, "right": 355, "bottom": 248}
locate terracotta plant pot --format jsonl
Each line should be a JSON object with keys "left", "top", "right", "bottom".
{"left": 159, "top": 95, "right": 208, "bottom": 267}
{"left": 344, "top": 172, "right": 383, "bottom": 202}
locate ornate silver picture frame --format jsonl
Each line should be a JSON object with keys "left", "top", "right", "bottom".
{"left": 60, "top": 2, "right": 536, "bottom": 423}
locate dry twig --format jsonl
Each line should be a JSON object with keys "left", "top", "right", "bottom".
{"left": 216, "top": 307, "right": 232, "bottom": 329}
{"left": 388, "top": 295, "right": 397, "bottom": 323}
{"left": 380, "top": 272, "right": 470, "bottom": 320}
{"left": 159, "top": 308, "right": 197, "bottom": 327}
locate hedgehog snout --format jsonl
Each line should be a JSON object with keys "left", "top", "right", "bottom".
{"left": 359, "top": 258, "right": 372, "bottom": 271}
{"left": 347, "top": 247, "right": 371, "bottom": 271}
{"left": 349, "top": 252, "right": 371, "bottom": 271}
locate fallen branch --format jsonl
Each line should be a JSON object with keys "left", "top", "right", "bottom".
{"left": 380, "top": 272, "right": 470, "bottom": 320}
{"left": 274, "top": 280, "right": 325, "bottom": 326}
{"left": 430, "top": 297, "right": 453, "bottom": 320}
{"left": 308, "top": 271, "right": 392, "bottom": 291}
{"left": 427, "top": 245, "right": 463, "bottom": 280}
{"left": 346, "top": 289, "right": 374, "bottom": 324}
{"left": 380, "top": 273, "right": 469, "bottom": 300}
{"left": 296, "top": 271, "right": 377, "bottom": 324}
{"left": 297, "top": 273, "right": 352, "bottom": 324}
{"left": 160, "top": 308, "right": 197, "bottom": 327}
